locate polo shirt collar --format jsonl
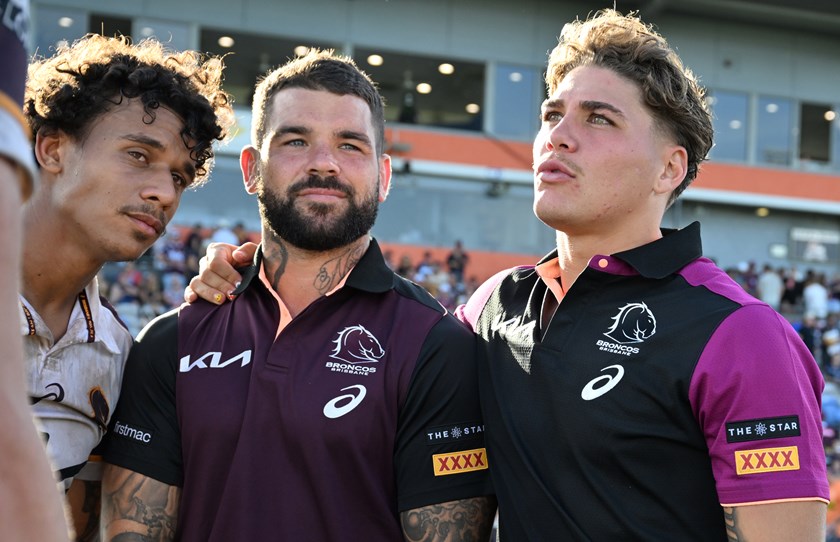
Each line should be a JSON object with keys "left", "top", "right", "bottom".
{"left": 535, "top": 221, "right": 703, "bottom": 279}
{"left": 612, "top": 221, "right": 703, "bottom": 279}
{"left": 232, "top": 237, "right": 394, "bottom": 296}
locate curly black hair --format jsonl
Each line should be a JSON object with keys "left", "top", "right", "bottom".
{"left": 25, "top": 34, "right": 235, "bottom": 185}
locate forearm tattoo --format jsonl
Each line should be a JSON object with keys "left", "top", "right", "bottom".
{"left": 401, "top": 496, "right": 497, "bottom": 542}
{"left": 313, "top": 244, "right": 366, "bottom": 294}
{"left": 75, "top": 480, "right": 101, "bottom": 542}
{"left": 723, "top": 507, "right": 744, "bottom": 541}
{"left": 102, "top": 468, "right": 180, "bottom": 542}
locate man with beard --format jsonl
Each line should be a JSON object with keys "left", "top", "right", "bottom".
{"left": 100, "top": 50, "right": 495, "bottom": 542}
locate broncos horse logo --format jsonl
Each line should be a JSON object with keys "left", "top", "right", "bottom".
{"left": 330, "top": 325, "right": 386, "bottom": 364}
{"left": 604, "top": 302, "right": 657, "bottom": 344}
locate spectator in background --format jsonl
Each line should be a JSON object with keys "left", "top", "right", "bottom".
{"left": 446, "top": 240, "right": 470, "bottom": 283}
{"left": 232, "top": 221, "right": 249, "bottom": 245}
{"left": 804, "top": 271, "right": 830, "bottom": 321}
{"left": 395, "top": 254, "right": 414, "bottom": 277}
{"left": 183, "top": 222, "right": 207, "bottom": 281}
{"left": 799, "top": 313, "right": 821, "bottom": 365}
{"left": 756, "top": 263, "right": 784, "bottom": 311}
{"left": 210, "top": 218, "right": 239, "bottom": 245}
{"left": 139, "top": 271, "right": 167, "bottom": 320}
{"left": 413, "top": 251, "right": 435, "bottom": 283}
{"left": 781, "top": 267, "right": 805, "bottom": 313}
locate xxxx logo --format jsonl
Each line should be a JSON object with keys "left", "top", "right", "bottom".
{"left": 432, "top": 448, "right": 488, "bottom": 477}
{"left": 735, "top": 446, "right": 799, "bottom": 475}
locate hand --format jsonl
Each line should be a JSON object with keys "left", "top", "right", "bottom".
{"left": 184, "top": 242, "right": 257, "bottom": 304}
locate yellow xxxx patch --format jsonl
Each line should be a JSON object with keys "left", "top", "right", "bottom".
{"left": 432, "top": 448, "right": 488, "bottom": 476}
{"left": 735, "top": 446, "right": 799, "bottom": 475}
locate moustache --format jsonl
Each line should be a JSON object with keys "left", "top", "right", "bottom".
{"left": 289, "top": 175, "right": 353, "bottom": 197}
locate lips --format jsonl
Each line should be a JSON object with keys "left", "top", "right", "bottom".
{"left": 126, "top": 212, "right": 164, "bottom": 237}
{"left": 535, "top": 158, "right": 577, "bottom": 181}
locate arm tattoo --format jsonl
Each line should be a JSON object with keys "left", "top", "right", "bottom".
{"left": 75, "top": 480, "right": 101, "bottom": 542}
{"left": 102, "top": 468, "right": 180, "bottom": 542}
{"left": 723, "top": 507, "right": 745, "bottom": 541}
{"left": 401, "top": 496, "right": 497, "bottom": 542}
{"left": 262, "top": 235, "right": 289, "bottom": 291}
{"left": 313, "top": 244, "right": 366, "bottom": 294}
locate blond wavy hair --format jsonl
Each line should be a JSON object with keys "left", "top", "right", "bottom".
{"left": 547, "top": 9, "right": 713, "bottom": 205}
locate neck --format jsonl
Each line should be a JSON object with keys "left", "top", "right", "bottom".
{"left": 260, "top": 230, "right": 370, "bottom": 317}
{"left": 21, "top": 202, "right": 103, "bottom": 336}
{"left": 554, "top": 226, "right": 662, "bottom": 291}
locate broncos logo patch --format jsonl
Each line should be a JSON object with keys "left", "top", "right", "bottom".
{"left": 604, "top": 302, "right": 657, "bottom": 344}
{"left": 330, "top": 325, "right": 385, "bottom": 364}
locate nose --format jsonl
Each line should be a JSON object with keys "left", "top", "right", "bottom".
{"left": 140, "top": 166, "right": 179, "bottom": 209}
{"left": 545, "top": 116, "right": 577, "bottom": 154}
{"left": 307, "top": 143, "right": 340, "bottom": 177}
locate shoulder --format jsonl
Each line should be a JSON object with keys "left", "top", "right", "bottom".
{"left": 457, "top": 266, "right": 531, "bottom": 329}
{"left": 678, "top": 258, "right": 761, "bottom": 305}
{"left": 392, "top": 273, "right": 447, "bottom": 315}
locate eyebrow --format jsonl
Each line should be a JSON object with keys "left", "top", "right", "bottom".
{"left": 541, "top": 98, "right": 626, "bottom": 119}
{"left": 122, "top": 133, "right": 196, "bottom": 180}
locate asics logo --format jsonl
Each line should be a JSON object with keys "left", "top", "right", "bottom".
{"left": 323, "top": 385, "right": 367, "bottom": 419}
{"left": 581, "top": 364, "right": 624, "bottom": 401}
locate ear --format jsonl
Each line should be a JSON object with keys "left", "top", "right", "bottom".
{"left": 240, "top": 145, "right": 260, "bottom": 195}
{"left": 653, "top": 145, "right": 688, "bottom": 196}
{"left": 378, "top": 153, "right": 392, "bottom": 203}
{"left": 33, "top": 129, "right": 66, "bottom": 174}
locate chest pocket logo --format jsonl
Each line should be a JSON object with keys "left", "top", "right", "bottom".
{"left": 323, "top": 385, "right": 367, "bottom": 419}
{"left": 581, "top": 365, "right": 625, "bottom": 401}
{"left": 330, "top": 325, "right": 385, "bottom": 364}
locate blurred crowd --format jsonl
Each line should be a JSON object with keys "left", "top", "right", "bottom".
{"left": 98, "top": 221, "right": 250, "bottom": 336}
{"left": 99, "top": 227, "right": 479, "bottom": 336}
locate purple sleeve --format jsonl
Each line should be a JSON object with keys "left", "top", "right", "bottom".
{"left": 688, "top": 304, "right": 829, "bottom": 505}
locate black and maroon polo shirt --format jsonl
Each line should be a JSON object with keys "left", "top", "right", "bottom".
{"left": 458, "top": 222, "right": 827, "bottom": 541}
{"left": 103, "top": 239, "right": 489, "bottom": 541}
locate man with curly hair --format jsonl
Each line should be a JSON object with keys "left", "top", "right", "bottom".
{"left": 21, "top": 33, "right": 233, "bottom": 539}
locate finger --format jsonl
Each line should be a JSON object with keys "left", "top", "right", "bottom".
{"left": 232, "top": 242, "right": 258, "bottom": 264}
{"left": 184, "top": 285, "right": 198, "bottom": 303}
{"left": 204, "top": 243, "right": 245, "bottom": 285}
{"left": 185, "top": 274, "right": 228, "bottom": 305}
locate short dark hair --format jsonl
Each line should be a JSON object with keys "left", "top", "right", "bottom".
{"left": 25, "top": 34, "right": 235, "bottom": 185}
{"left": 546, "top": 9, "right": 713, "bottom": 205}
{"left": 251, "top": 49, "right": 385, "bottom": 155}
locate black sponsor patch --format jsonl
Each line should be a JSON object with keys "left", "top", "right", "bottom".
{"left": 725, "top": 415, "right": 800, "bottom": 443}
{"left": 424, "top": 421, "right": 485, "bottom": 445}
